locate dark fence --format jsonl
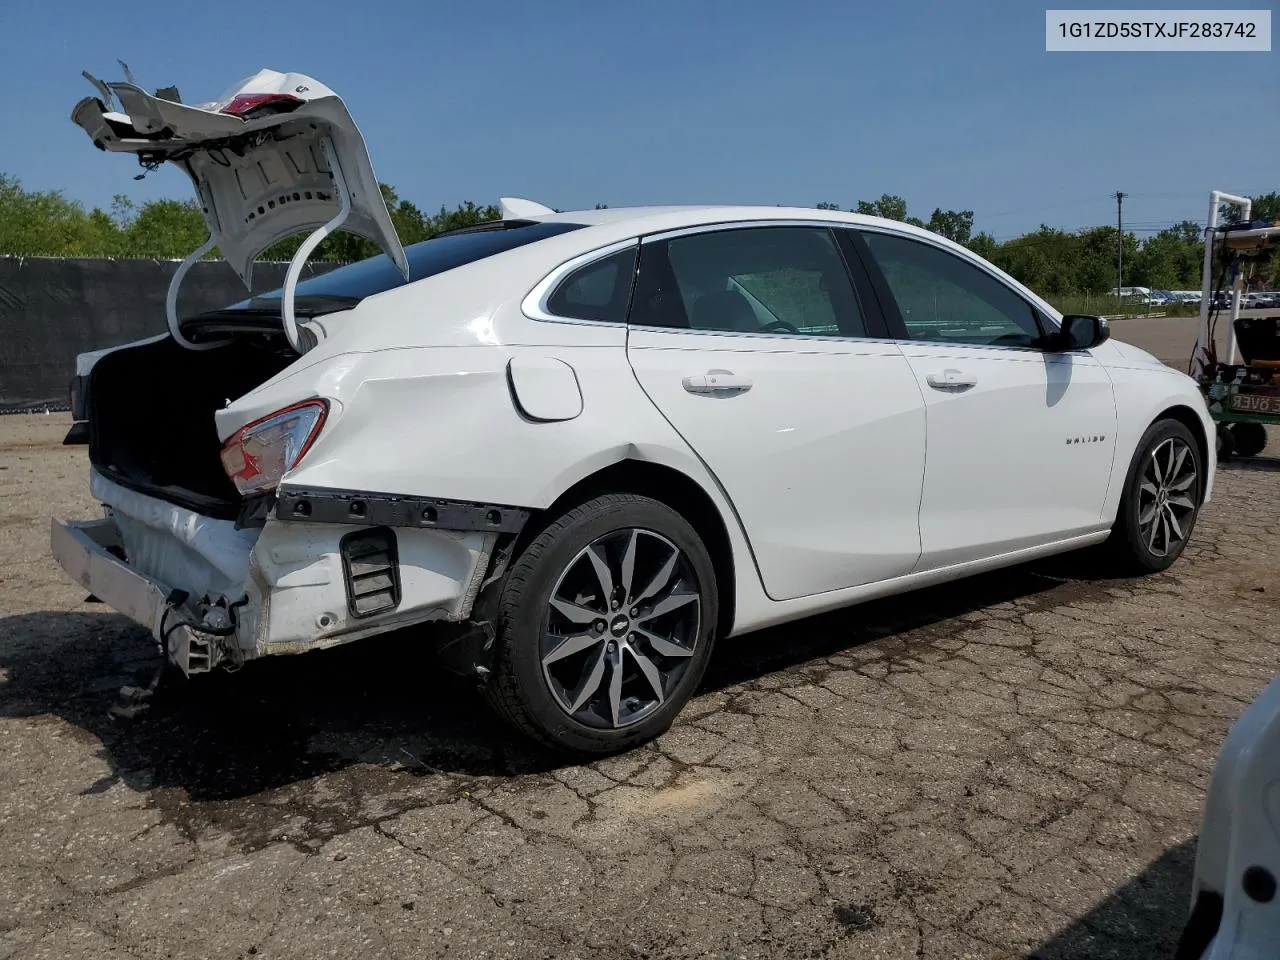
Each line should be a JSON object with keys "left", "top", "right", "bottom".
{"left": 0, "top": 257, "right": 341, "bottom": 412}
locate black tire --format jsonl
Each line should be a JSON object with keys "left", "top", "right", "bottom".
{"left": 1104, "top": 419, "right": 1204, "bottom": 575}
{"left": 1231, "top": 422, "right": 1268, "bottom": 458}
{"left": 1216, "top": 424, "right": 1235, "bottom": 461}
{"left": 483, "top": 493, "right": 718, "bottom": 755}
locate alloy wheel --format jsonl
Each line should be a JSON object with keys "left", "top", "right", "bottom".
{"left": 1137, "top": 437, "right": 1198, "bottom": 558}
{"left": 539, "top": 528, "right": 702, "bottom": 729}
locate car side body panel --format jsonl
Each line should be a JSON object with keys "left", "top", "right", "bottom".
{"left": 627, "top": 328, "right": 927, "bottom": 601}
{"left": 1092, "top": 338, "right": 1217, "bottom": 512}
{"left": 156, "top": 207, "right": 1214, "bottom": 646}
{"left": 898, "top": 341, "right": 1119, "bottom": 569}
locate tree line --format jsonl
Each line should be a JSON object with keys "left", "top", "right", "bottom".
{"left": 0, "top": 174, "right": 502, "bottom": 265}
{"left": 2, "top": 172, "right": 1276, "bottom": 296}
{"left": 819, "top": 193, "right": 1280, "bottom": 295}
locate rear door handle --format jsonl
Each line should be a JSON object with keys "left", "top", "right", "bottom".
{"left": 925, "top": 369, "right": 977, "bottom": 391}
{"left": 683, "top": 371, "right": 753, "bottom": 395}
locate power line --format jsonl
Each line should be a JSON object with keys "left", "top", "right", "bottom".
{"left": 977, "top": 194, "right": 1120, "bottom": 220}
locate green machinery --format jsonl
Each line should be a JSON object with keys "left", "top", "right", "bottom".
{"left": 1190, "top": 190, "right": 1280, "bottom": 459}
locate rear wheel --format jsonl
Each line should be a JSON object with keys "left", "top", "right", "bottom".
{"left": 1231, "top": 422, "right": 1268, "bottom": 458}
{"left": 1216, "top": 424, "right": 1235, "bottom": 461}
{"left": 484, "top": 494, "right": 718, "bottom": 755}
{"left": 1104, "top": 419, "right": 1203, "bottom": 574}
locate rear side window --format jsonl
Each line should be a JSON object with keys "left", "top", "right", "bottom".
{"left": 545, "top": 246, "right": 638, "bottom": 323}
{"left": 630, "top": 226, "right": 866, "bottom": 338}
{"left": 242, "top": 220, "right": 585, "bottom": 306}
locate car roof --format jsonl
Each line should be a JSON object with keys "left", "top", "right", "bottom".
{"left": 530, "top": 203, "right": 923, "bottom": 235}
{"left": 520, "top": 203, "right": 977, "bottom": 256}
{"left": 441, "top": 202, "right": 1062, "bottom": 328}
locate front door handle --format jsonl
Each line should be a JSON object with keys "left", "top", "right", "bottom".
{"left": 683, "top": 371, "right": 753, "bottom": 396}
{"left": 925, "top": 369, "right": 977, "bottom": 391}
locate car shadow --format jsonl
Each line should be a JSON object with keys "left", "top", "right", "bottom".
{"left": 1219, "top": 454, "right": 1280, "bottom": 473}
{"left": 701, "top": 549, "right": 1100, "bottom": 691}
{"left": 0, "top": 549, "right": 1115, "bottom": 808}
{"left": 1025, "top": 837, "right": 1197, "bottom": 960}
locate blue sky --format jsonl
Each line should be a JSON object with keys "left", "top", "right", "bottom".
{"left": 1, "top": 0, "right": 1275, "bottom": 239}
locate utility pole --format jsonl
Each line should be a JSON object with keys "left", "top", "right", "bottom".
{"left": 1115, "top": 191, "right": 1127, "bottom": 310}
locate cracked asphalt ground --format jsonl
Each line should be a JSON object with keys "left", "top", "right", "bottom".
{"left": 2, "top": 410, "right": 1278, "bottom": 960}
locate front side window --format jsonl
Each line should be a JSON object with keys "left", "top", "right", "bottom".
{"left": 630, "top": 226, "right": 866, "bottom": 338}
{"left": 861, "top": 232, "right": 1043, "bottom": 348}
{"left": 545, "top": 246, "right": 637, "bottom": 323}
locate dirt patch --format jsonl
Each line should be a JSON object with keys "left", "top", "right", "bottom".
{"left": 2, "top": 411, "right": 1279, "bottom": 958}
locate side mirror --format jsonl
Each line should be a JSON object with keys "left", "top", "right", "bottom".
{"left": 1052, "top": 314, "right": 1111, "bottom": 351}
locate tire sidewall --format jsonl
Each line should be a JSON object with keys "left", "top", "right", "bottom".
{"left": 1231, "top": 422, "right": 1268, "bottom": 458}
{"left": 499, "top": 495, "right": 719, "bottom": 754}
{"left": 1117, "top": 419, "right": 1203, "bottom": 572}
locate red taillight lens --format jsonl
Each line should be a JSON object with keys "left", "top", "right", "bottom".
{"left": 220, "top": 93, "right": 303, "bottom": 118}
{"left": 220, "top": 400, "right": 328, "bottom": 496}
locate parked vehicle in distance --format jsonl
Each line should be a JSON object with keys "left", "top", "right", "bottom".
{"left": 53, "top": 69, "right": 1218, "bottom": 754}
{"left": 1111, "top": 285, "right": 1150, "bottom": 302}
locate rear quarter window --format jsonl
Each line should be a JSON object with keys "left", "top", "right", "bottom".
{"left": 545, "top": 246, "right": 638, "bottom": 323}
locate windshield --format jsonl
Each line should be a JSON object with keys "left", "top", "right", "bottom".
{"left": 222, "top": 219, "right": 586, "bottom": 314}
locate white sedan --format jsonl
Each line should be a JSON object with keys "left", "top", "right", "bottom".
{"left": 54, "top": 69, "right": 1215, "bottom": 754}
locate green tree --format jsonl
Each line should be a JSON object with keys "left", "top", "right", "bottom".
{"left": 428, "top": 200, "right": 502, "bottom": 235}
{"left": 1129, "top": 221, "right": 1202, "bottom": 290}
{"left": 120, "top": 199, "right": 209, "bottom": 258}
{"left": 0, "top": 173, "right": 124, "bottom": 256}
{"left": 926, "top": 208, "right": 974, "bottom": 245}
{"left": 1221, "top": 191, "right": 1280, "bottom": 224}
{"left": 5, "top": 171, "right": 1278, "bottom": 301}
{"left": 856, "top": 194, "right": 906, "bottom": 221}
{"left": 966, "top": 231, "right": 999, "bottom": 260}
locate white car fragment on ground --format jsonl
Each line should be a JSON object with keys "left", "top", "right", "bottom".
{"left": 1177, "top": 673, "right": 1280, "bottom": 959}
{"left": 55, "top": 68, "right": 1216, "bottom": 755}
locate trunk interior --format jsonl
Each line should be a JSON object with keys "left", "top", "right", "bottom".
{"left": 88, "top": 335, "right": 295, "bottom": 519}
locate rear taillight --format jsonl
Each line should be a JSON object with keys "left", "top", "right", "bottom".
{"left": 220, "top": 93, "right": 303, "bottom": 118}
{"left": 220, "top": 400, "right": 328, "bottom": 496}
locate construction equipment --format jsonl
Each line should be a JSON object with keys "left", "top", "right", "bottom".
{"left": 1190, "top": 190, "right": 1280, "bottom": 459}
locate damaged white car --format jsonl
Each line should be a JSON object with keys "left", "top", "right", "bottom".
{"left": 55, "top": 68, "right": 1217, "bottom": 754}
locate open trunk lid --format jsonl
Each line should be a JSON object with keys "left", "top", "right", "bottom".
{"left": 72, "top": 66, "right": 407, "bottom": 351}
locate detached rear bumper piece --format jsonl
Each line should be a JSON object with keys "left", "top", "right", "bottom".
{"left": 52, "top": 473, "right": 505, "bottom": 674}
{"left": 50, "top": 516, "right": 214, "bottom": 674}
{"left": 52, "top": 517, "right": 169, "bottom": 633}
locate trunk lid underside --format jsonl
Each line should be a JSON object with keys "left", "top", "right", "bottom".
{"left": 71, "top": 66, "right": 407, "bottom": 288}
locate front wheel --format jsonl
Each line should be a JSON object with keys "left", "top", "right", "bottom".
{"left": 1216, "top": 424, "right": 1235, "bottom": 461}
{"left": 484, "top": 493, "right": 718, "bottom": 755}
{"left": 1231, "top": 422, "right": 1268, "bottom": 458}
{"left": 1104, "top": 419, "right": 1204, "bottom": 574}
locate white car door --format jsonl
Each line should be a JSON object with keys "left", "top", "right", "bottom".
{"left": 624, "top": 224, "right": 927, "bottom": 601}
{"left": 852, "top": 228, "right": 1118, "bottom": 570}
